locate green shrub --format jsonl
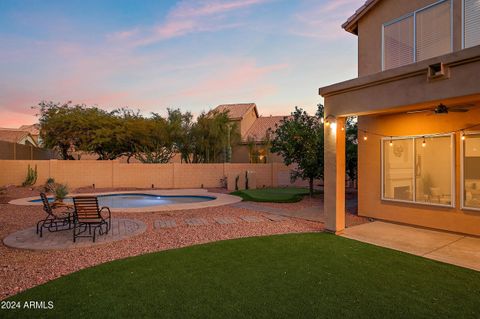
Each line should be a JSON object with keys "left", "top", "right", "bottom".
{"left": 22, "top": 165, "right": 38, "bottom": 187}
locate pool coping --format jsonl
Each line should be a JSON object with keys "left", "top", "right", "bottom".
{"left": 8, "top": 189, "right": 242, "bottom": 213}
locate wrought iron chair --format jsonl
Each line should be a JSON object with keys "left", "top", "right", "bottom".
{"left": 36, "top": 193, "right": 72, "bottom": 237}
{"left": 72, "top": 196, "right": 111, "bottom": 242}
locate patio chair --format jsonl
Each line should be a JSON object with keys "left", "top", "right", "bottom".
{"left": 36, "top": 193, "right": 72, "bottom": 237}
{"left": 72, "top": 196, "right": 111, "bottom": 243}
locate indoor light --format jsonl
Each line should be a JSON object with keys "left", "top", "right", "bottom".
{"left": 363, "top": 131, "right": 368, "bottom": 141}
{"left": 461, "top": 131, "right": 466, "bottom": 141}
{"left": 330, "top": 122, "right": 337, "bottom": 131}
{"left": 389, "top": 137, "right": 393, "bottom": 146}
{"left": 422, "top": 137, "right": 426, "bottom": 147}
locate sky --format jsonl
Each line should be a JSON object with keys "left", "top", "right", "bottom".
{"left": 0, "top": 0, "right": 363, "bottom": 127}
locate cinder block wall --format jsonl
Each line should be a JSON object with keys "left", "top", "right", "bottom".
{"left": 0, "top": 160, "right": 319, "bottom": 189}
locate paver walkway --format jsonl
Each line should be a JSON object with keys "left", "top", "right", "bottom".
{"left": 232, "top": 199, "right": 358, "bottom": 222}
{"left": 154, "top": 220, "right": 177, "bottom": 229}
{"left": 342, "top": 221, "right": 480, "bottom": 271}
{"left": 3, "top": 218, "right": 147, "bottom": 250}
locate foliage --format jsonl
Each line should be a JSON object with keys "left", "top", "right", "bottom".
{"left": 36, "top": 102, "right": 240, "bottom": 163}
{"left": 5, "top": 233, "right": 479, "bottom": 319}
{"left": 231, "top": 187, "right": 312, "bottom": 203}
{"left": 134, "top": 114, "right": 175, "bottom": 163}
{"left": 246, "top": 132, "right": 271, "bottom": 163}
{"left": 22, "top": 165, "right": 38, "bottom": 187}
{"left": 345, "top": 117, "right": 358, "bottom": 185}
{"left": 270, "top": 105, "right": 324, "bottom": 196}
{"left": 52, "top": 183, "right": 69, "bottom": 201}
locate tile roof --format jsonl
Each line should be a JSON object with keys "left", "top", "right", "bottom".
{"left": 342, "top": 0, "right": 381, "bottom": 34}
{"left": 0, "top": 128, "right": 31, "bottom": 144}
{"left": 243, "top": 116, "right": 288, "bottom": 142}
{"left": 18, "top": 124, "right": 40, "bottom": 136}
{"left": 213, "top": 103, "right": 258, "bottom": 119}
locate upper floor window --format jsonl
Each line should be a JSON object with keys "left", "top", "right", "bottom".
{"left": 464, "top": 0, "right": 480, "bottom": 48}
{"left": 383, "top": 0, "right": 452, "bottom": 70}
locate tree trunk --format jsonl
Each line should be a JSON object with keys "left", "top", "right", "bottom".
{"left": 309, "top": 177, "right": 314, "bottom": 197}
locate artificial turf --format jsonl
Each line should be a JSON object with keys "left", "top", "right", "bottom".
{"left": 2, "top": 233, "right": 479, "bottom": 319}
{"left": 231, "top": 187, "right": 312, "bottom": 203}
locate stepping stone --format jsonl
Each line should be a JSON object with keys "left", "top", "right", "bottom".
{"left": 264, "top": 214, "right": 288, "bottom": 221}
{"left": 154, "top": 220, "right": 177, "bottom": 229}
{"left": 185, "top": 218, "right": 209, "bottom": 226}
{"left": 214, "top": 217, "right": 237, "bottom": 225}
{"left": 240, "top": 216, "right": 264, "bottom": 223}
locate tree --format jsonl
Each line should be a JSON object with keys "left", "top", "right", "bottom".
{"left": 345, "top": 117, "right": 358, "bottom": 187}
{"left": 270, "top": 105, "right": 324, "bottom": 196}
{"left": 36, "top": 101, "right": 89, "bottom": 159}
{"left": 134, "top": 114, "right": 175, "bottom": 163}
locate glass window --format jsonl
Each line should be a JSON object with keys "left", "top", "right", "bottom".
{"left": 415, "top": 136, "right": 453, "bottom": 205}
{"left": 382, "top": 135, "right": 454, "bottom": 206}
{"left": 463, "top": 133, "right": 480, "bottom": 210}
{"left": 416, "top": 0, "right": 452, "bottom": 61}
{"left": 384, "top": 16, "right": 414, "bottom": 70}
{"left": 383, "top": 0, "right": 452, "bottom": 70}
{"left": 464, "top": 0, "right": 480, "bottom": 48}
{"left": 383, "top": 138, "right": 414, "bottom": 201}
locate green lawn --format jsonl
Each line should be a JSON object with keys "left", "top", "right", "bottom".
{"left": 2, "top": 233, "right": 479, "bottom": 319}
{"left": 231, "top": 187, "right": 313, "bottom": 202}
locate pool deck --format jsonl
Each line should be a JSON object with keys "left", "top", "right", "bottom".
{"left": 9, "top": 189, "right": 242, "bottom": 212}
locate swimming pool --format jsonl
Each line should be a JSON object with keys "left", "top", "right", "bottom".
{"left": 30, "top": 193, "right": 215, "bottom": 209}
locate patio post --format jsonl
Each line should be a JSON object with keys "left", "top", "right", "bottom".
{"left": 324, "top": 115, "right": 346, "bottom": 234}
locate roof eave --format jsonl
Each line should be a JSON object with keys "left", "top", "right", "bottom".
{"left": 341, "top": 0, "right": 381, "bottom": 36}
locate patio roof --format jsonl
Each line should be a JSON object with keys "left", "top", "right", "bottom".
{"left": 319, "top": 45, "right": 480, "bottom": 116}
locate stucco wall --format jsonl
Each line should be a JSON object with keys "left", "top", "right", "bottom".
{"left": 358, "top": 0, "right": 463, "bottom": 76}
{"left": 239, "top": 107, "right": 258, "bottom": 137}
{"left": 358, "top": 107, "right": 480, "bottom": 236}
{"left": 0, "top": 161, "right": 313, "bottom": 189}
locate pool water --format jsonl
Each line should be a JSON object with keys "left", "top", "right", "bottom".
{"left": 31, "top": 193, "right": 215, "bottom": 208}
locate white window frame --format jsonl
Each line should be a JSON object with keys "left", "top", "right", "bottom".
{"left": 382, "top": 0, "right": 453, "bottom": 70}
{"left": 381, "top": 133, "right": 455, "bottom": 208}
{"left": 462, "top": 0, "right": 480, "bottom": 49}
{"left": 460, "top": 131, "right": 480, "bottom": 211}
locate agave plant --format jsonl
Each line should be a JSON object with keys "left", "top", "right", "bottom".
{"left": 53, "top": 183, "right": 69, "bottom": 202}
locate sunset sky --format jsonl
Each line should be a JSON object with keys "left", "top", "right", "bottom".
{"left": 0, "top": 0, "right": 362, "bottom": 127}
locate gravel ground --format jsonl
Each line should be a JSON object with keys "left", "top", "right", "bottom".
{"left": 0, "top": 186, "right": 323, "bottom": 299}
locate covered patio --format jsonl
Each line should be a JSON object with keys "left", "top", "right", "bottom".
{"left": 320, "top": 46, "right": 480, "bottom": 237}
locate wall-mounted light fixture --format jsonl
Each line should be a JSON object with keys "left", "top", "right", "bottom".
{"left": 324, "top": 114, "right": 336, "bottom": 129}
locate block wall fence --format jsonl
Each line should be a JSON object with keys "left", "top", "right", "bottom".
{"left": 0, "top": 160, "right": 313, "bottom": 189}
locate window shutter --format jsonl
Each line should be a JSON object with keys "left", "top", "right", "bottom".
{"left": 383, "top": 16, "right": 414, "bottom": 70}
{"left": 415, "top": 1, "right": 452, "bottom": 61}
{"left": 464, "top": 0, "right": 480, "bottom": 48}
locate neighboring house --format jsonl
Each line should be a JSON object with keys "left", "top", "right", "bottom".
{"left": 213, "top": 103, "right": 287, "bottom": 163}
{"left": 320, "top": 0, "right": 480, "bottom": 236}
{"left": 19, "top": 124, "right": 42, "bottom": 146}
{"left": 0, "top": 128, "right": 38, "bottom": 146}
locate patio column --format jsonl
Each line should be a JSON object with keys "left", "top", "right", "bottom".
{"left": 324, "top": 116, "right": 346, "bottom": 234}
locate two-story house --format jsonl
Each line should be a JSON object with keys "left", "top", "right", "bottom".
{"left": 320, "top": 0, "right": 480, "bottom": 236}
{"left": 212, "top": 103, "right": 286, "bottom": 163}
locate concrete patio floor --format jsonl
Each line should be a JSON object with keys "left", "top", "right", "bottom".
{"left": 341, "top": 221, "right": 480, "bottom": 271}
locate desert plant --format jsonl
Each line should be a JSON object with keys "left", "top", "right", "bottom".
{"left": 44, "top": 178, "right": 56, "bottom": 192}
{"left": 53, "top": 183, "right": 69, "bottom": 202}
{"left": 235, "top": 175, "right": 240, "bottom": 191}
{"left": 22, "top": 165, "right": 38, "bottom": 187}
{"left": 245, "top": 171, "right": 249, "bottom": 190}
{"left": 220, "top": 176, "right": 228, "bottom": 189}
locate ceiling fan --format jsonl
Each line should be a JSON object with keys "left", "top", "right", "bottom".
{"left": 407, "top": 103, "right": 474, "bottom": 115}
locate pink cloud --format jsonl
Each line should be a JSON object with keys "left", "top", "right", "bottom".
{"left": 290, "top": 0, "right": 365, "bottom": 40}
{"left": 109, "top": 0, "right": 269, "bottom": 46}
{"left": 178, "top": 61, "right": 288, "bottom": 101}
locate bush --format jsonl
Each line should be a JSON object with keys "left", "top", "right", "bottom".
{"left": 22, "top": 165, "right": 38, "bottom": 187}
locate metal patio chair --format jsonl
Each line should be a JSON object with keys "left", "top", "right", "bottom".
{"left": 36, "top": 193, "right": 72, "bottom": 237}
{"left": 72, "top": 196, "right": 111, "bottom": 242}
